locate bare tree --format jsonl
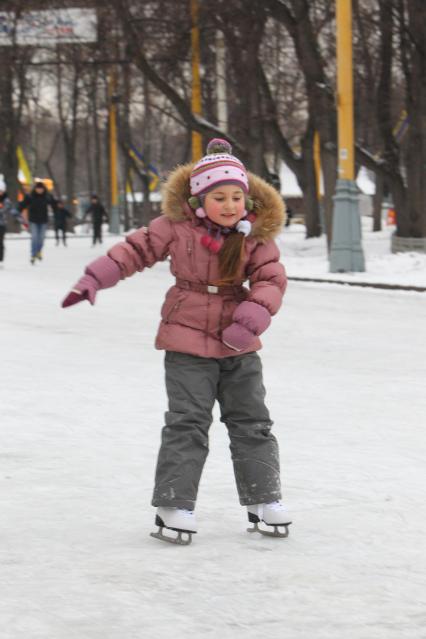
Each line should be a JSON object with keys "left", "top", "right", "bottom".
{"left": 0, "top": 3, "right": 31, "bottom": 202}
{"left": 402, "top": 0, "right": 426, "bottom": 238}
{"left": 264, "top": 0, "right": 337, "bottom": 245}
{"left": 55, "top": 44, "right": 83, "bottom": 209}
{"left": 355, "top": 0, "right": 426, "bottom": 240}
{"left": 4, "top": 0, "right": 425, "bottom": 245}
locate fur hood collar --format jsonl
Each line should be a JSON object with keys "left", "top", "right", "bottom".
{"left": 161, "top": 163, "right": 285, "bottom": 242}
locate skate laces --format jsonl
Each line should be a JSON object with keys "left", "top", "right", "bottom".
{"left": 177, "top": 508, "right": 194, "bottom": 518}
{"left": 266, "top": 501, "right": 286, "bottom": 511}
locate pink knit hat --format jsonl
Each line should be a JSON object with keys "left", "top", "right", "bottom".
{"left": 190, "top": 139, "right": 249, "bottom": 196}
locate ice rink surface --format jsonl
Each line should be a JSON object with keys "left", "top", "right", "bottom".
{"left": 1, "top": 231, "right": 425, "bottom": 638}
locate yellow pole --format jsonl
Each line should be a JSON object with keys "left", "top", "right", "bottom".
{"left": 190, "top": 0, "right": 203, "bottom": 161}
{"left": 108, "top": 71, "right": 119, "bottom": 209}
{"left": 330, "top": 0, "right": 365, "bottom": 272}
{"left": 336, "top": 0, "right": 354, "bottom": 180}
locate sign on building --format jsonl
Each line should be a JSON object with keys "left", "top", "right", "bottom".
{"left": 0, "top": 9, "right": 97, "bottom": 45}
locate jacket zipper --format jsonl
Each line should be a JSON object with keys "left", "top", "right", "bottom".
{"left": 187, "top": 240, "right": 194, "bottom": 271}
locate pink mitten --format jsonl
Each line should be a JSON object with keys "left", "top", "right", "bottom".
{"left": 62, "top": 274, "right": 99, "bottom": 307}
{"left": 222, "top": 322, "right": 255, "bottom": 352}
{"left": 222, "top": 301, "right": 271, "bottom": 352}
{"left": 61, "top": 256, "right": 121, "bottom": 308}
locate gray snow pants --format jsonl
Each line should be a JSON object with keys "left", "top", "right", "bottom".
{"left": 152, "top": 351, "right": 281, "bottom": 510}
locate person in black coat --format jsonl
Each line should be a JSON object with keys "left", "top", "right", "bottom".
{"left": 83, "top": 194, "right": 109, "bottom": 245}
{"left": 0, "top": 187, "right": 23, "bottom": 266}
{"left": 19, "top": 182, "right": 56, "bottom": 264}
{"left": 54, "top": 200, "right": 72, "bottom": 246}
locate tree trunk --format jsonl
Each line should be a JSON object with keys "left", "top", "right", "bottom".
{"left": 56, "top": 48, "right": 80, "bottom": 212}
{"left": 119, "top": 61, "right": 132, "bottom": 231}
{"left": 141, "top": 73, "right": 153, "bottom": 224}
{"left": 85, "top": 119, "right": 94, "bottom": 197}
{"left": 264, "top": 0, "right": 337, "bottom": 244}
{"left": 405, "top": 0, "right": 426, "bottom": 237}
{"left": 373, "top": 172, "right": 383, "bottom": 231}
{"left": 247, "top": 32, "right": 266, "bottom": 174}
{"left": 92, "top": 70, "right": 104, "bottom": 201}
{"left": 301, "top": 125, "right": 322, "bottom": 238}
{"left": 378, "top": 0, "right": 409, "bottom": 236}
{"left": 64, "top": 144, "right": 76, "bottom": 211}
{"left": 0, "top": 48, "right": 21, "bottom": 202}
{"left": 257, "top": 61, "right": 321, "bottom": 236}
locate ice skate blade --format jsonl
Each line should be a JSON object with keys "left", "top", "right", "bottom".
{"left": 150, "top": 527, "right": 193, "bottom": 546}
{"left": 247, "top": 522, "right": 290, "bottom": 538}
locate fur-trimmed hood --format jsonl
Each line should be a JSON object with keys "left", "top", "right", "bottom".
{"left": 161, "top": 163, "right": 286, "bottom": 243}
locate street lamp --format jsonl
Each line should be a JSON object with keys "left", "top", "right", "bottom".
{"left": 329, "top": 0, "right": 365, "bottom": 272}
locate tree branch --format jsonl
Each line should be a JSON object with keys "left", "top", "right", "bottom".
{"left": 115, "top": 0, "right": 244, "bottom": 152}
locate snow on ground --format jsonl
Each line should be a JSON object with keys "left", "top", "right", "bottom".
{"left": 280, "top": 218, "right": 426, "bottom": 287}
{"left": 1, "top": 228, "right": 426, "bottom": 639}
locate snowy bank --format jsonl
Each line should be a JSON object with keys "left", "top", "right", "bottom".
{"left": 279, "top": 218, "right": 426, "bottom": 289}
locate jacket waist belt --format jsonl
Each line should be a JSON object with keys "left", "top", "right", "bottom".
{"left": 175, "top": 278, "right": 244, "bottom": 296}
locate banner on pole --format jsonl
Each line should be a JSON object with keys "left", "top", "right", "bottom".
{"left": 16, "top": 146, "right": 33, "bottom": 185}
{"left": 128, "top": 145, "right": 160, "bottom": 192}
{"left": 0, "top": 9, "right": 97, "bottom": 46}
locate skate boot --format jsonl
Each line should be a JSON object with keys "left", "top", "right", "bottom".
{"left": 150, "top": 507, "right": 197, "bottom": 546}
{"left": 36, "top": 251, "right": 43, "bottom": 261}
{"left": 247, "top": 501, "right": 292, "bottom": 538}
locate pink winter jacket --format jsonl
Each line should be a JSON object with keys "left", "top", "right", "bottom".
{"left": 107, "top": 165, "right": 287, "bottom": 358}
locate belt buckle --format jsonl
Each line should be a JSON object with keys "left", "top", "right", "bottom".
{"left": 207, "top": 285, "right": 219, "bottom": 294}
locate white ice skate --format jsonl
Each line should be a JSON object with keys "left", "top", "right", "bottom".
{"left": 150, "top": 507, "right": 197, "bottom": 545}
{"left": 247, "top": 501, "right": 292, "bottom": 538}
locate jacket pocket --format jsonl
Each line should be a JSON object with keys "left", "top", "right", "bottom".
{"left": 165, "top": 300, "right": 181, "bottom": 323}
{"left": 161, "top": 288, "right": 186, "bottom": 324}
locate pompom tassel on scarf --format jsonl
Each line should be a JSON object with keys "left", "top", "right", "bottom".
{"left": 201, "top": 228, "right": 223, "bottom": 253}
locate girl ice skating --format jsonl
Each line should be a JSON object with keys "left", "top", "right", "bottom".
{"left": 62, "top": 139, "right": 292, "bottom": 545}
